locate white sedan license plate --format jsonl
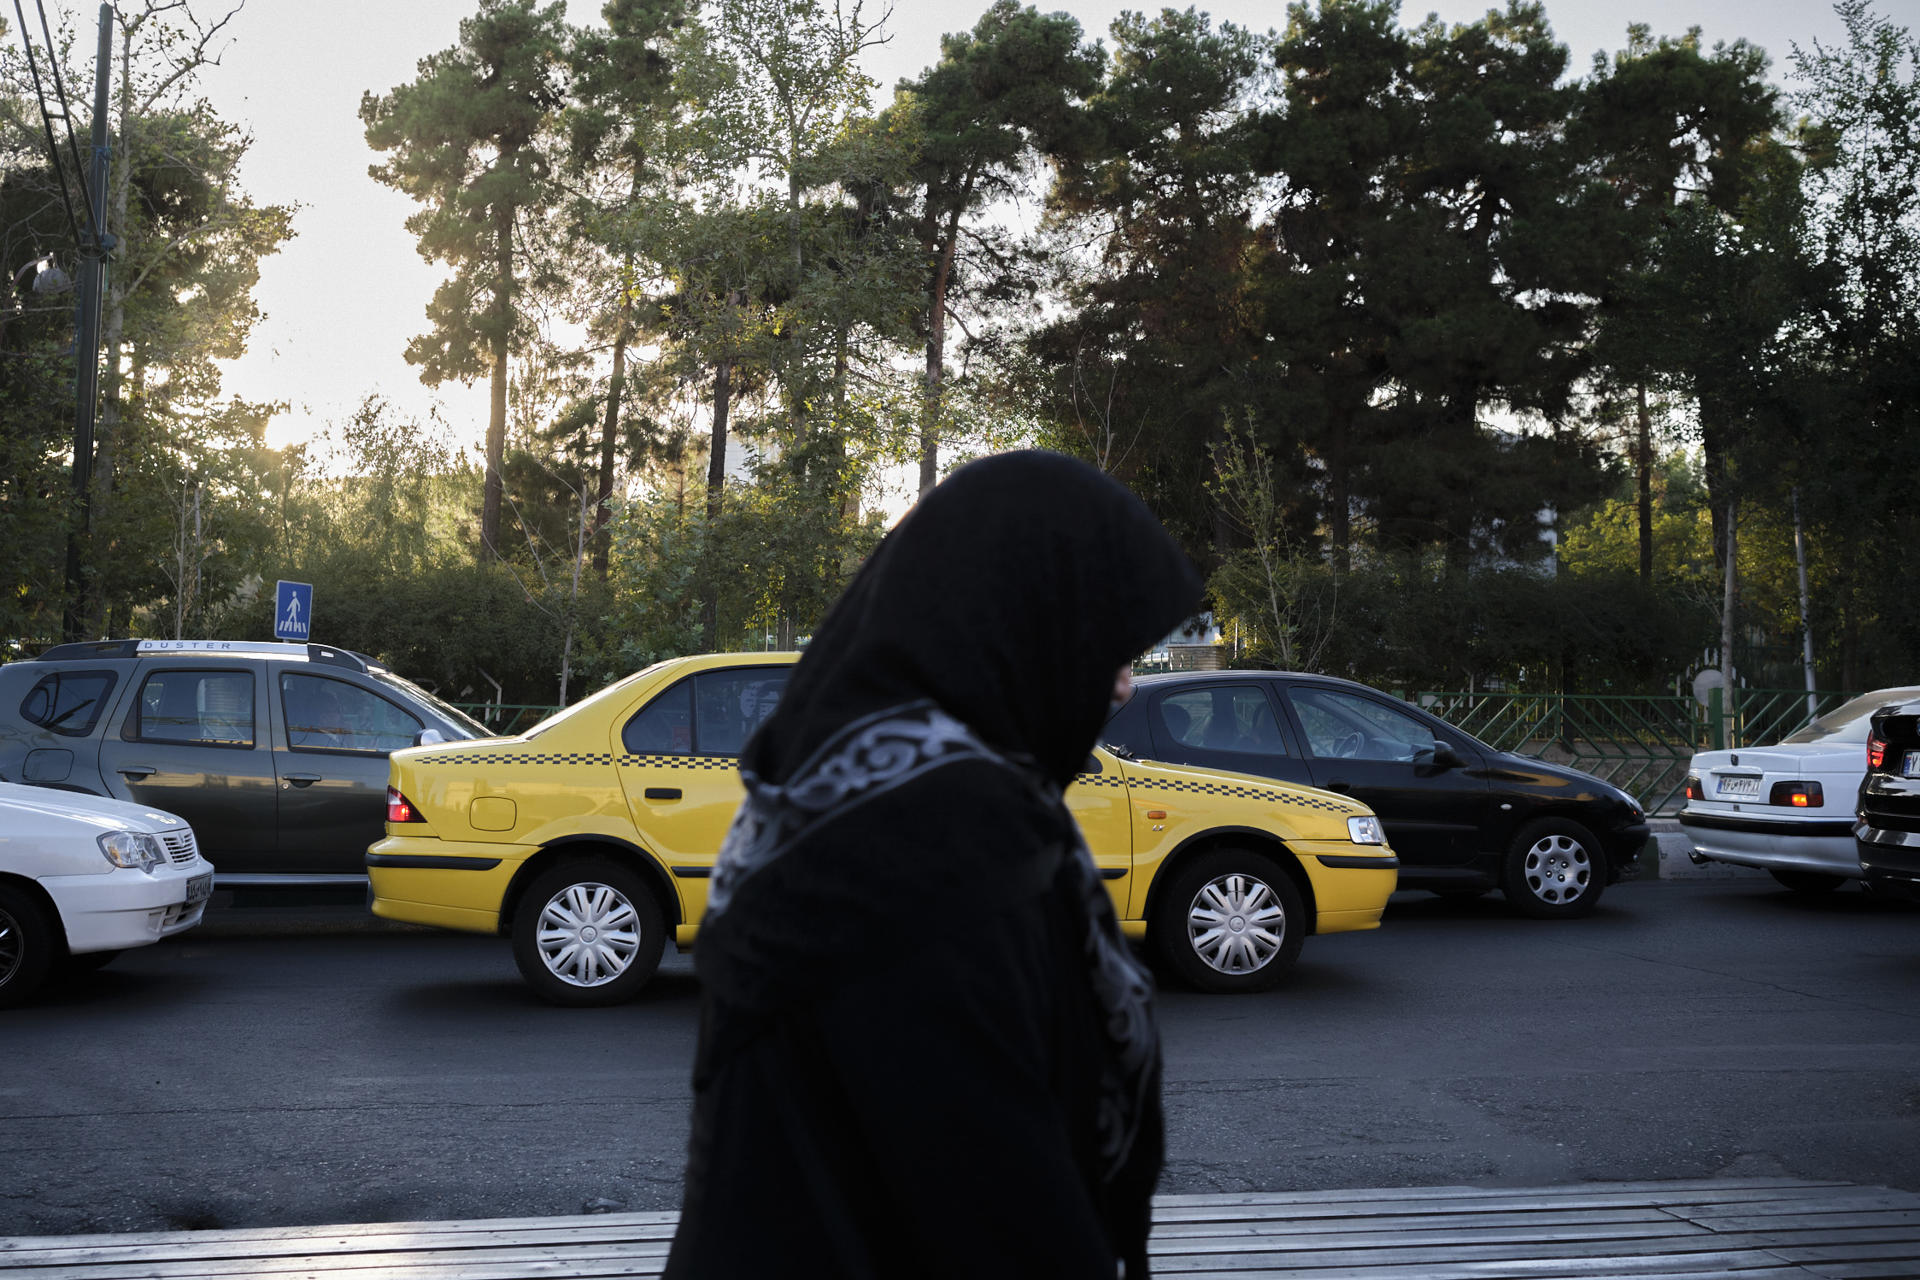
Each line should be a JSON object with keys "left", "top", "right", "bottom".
{"left": 184, "top": 873, "right": 213, "bottom": 906}
{"left": 1717, "top": 775, "right": 1761, "bottom": 799}
{"left": 1905, "top": 751, "right": 1920, "bottom": 779}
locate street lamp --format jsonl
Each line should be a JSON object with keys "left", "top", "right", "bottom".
{"left": 1, "top": 256, "right": 75, "bottom": 349}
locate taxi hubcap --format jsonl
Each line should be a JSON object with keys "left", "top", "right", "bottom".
{"left": 536, "top": 882, "right": 641, "bottom": 987}
{"left": 1187, "top": 873, "right": 1285, "bottom": 975}
{"left": 1522, "top": 835, "right": 1592, "bottom": 905}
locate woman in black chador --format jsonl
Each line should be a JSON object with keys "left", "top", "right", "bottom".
{"left": 663, "top": 450, "right": 1201, "bottom": 1279}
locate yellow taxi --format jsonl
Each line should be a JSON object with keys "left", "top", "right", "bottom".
{"left": 368, "top": 653, "right": 1399, "bottom": 1005}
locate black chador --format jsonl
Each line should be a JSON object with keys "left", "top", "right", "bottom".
{"left": 664, "top": 450, "right": 1201, "bottom": 1279}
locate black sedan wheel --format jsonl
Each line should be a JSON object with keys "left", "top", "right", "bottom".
{"left": 0, "top": 885, "right": 56, "bottom": 1009}
{"left": 1153, "top": 848, "right": 1305, "bottom": 993}
{"left": 1504, "top": 819, "right": 1604, "bottom": 919}
{"left": 511, "top": 859, "right": 666, "bottom": 1008}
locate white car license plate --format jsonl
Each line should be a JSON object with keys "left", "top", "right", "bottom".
{"left": 1717, "top": 775, "right": 1761, "bottom": 799}
{"left": 1905, "top": 751, "right": 1920, "bottom": 779}
{"left": 184, "top": 872, "right": 213, "bottom": 906}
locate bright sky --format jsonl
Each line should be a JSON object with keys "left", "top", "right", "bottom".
{"left": 130, "top": 0, "right": 1894, "bottom": 453}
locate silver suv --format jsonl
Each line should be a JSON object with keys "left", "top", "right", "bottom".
{"left": 0, "top": 641, "right": 488, "bottom": 887}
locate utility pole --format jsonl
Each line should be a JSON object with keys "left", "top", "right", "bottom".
{"left": 62, "top": 4, "right": 113, "bottom": 642}
{"left": 1792, "top": 486, "right": 1818, "bottom": 721}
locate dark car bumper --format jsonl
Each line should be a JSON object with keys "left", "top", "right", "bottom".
{"left": 1856, "top": 823, "right": 1920, "bottom": 903}
{"left": 1603, "top": 821, "right": 1652, "bottom": 879}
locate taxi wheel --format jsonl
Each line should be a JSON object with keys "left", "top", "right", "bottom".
{"left": 511, "top": 860, "right": 666, "bottom": 1008}
{"left": 1153, "top": 849, "right": 1304, "bottom": 994}
{"left": 0, "top": 885, "right": 56, "bottom": 1010}
{"left": 1505, "top": 819, "right": 1604, "bottom": 919}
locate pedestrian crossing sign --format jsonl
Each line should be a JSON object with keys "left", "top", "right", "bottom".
{"left": 275, "top": 580, "right": 313, "bottom": 641}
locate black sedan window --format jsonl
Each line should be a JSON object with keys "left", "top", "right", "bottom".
{"left": 1287, "top": 688, "right": 1436, "bottom": 762}
{"left": 1157, "top": 686, "right": 1291, "bottom": 758}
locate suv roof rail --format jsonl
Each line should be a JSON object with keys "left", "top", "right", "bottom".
{"left": 28, "top": 639, "right": 373, "bottom": 673}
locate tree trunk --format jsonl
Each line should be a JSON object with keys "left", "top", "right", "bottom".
{"left": 918, "top": 205, "right": 965, "bottom": 498}
{"left": 1720, "top": 497, "right": 1737, "bottom": 742}
{"left": 1635, "top": 382, "right": 1653, "bottom": 583}
{"left": 480, "top": 204, "right": 512, "bottom": 560}
{"left": 1442, "top": 388, "right": 1478, "bottom": 582}
{"left": 593, "top": 277, "right": 632, "bottom": 578}
{"left": 699, "top": 356, "right": 734, "bottom": 646}
{"left": 1328, "top": 407, "right": 1353, "bottom": 575}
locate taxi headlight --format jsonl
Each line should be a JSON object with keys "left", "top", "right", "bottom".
{"left": 1347, "top": 815, "right": 1386, "bottom": 845}
{"left": 98, "top": 830, "right": 164, "bottom": 873}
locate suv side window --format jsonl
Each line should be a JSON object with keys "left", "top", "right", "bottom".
{"left": 1287, "top": 687, "right": 1435, "bottom": 762}
{"left": 623, "top": 681, "right": 693, "bottom": 755}
{"left": 694, "top": 670, "right": 789, "bottom": 756}
{"left": 282, "top": 673, "right": 422, "bottom": 754}
{"left": 19, "top": 670, "right": 117, "bottom": 737}
{"left": 1155, "top": 685, "right": 1293, "bottom": 760}
{"left": 129, "top": 669, "right": 255, "bottom": 748}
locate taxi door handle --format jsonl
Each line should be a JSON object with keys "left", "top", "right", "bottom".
{"left": 118, "top": 765, "right": 155, "bottom": 780}
{"left": 282, "top": 772, "right": 322, "bottom": 788}
{"left": 644, "top": 787, "right": 682, "bottom": 801}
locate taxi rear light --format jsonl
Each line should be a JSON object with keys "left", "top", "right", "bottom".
{"left": 1768, "top": 780, "right": 1823, "bottom": 808}
{"left": 1868, "top": 736, "right": 1887, "bottom": 770}
{"left": 387, "top": 786, "right": 424, "bottom": 823}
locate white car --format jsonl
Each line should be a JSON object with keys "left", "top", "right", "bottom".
{"left": 0, "top": 781, "right": 214, "bottom": 1007}
{"left": 1679, "top": 686, "right": 1920, "bottom": 895}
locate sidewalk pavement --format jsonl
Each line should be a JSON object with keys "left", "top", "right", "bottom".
{"left": 3, "top": 1178, "right": 1916, "bottom": 1278}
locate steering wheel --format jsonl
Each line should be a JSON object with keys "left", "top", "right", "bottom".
{"left": 1332, "top": 730, "right": 1365, "bottom": 759}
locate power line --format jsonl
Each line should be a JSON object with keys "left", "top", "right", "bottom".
{"left": 33, "top": 0, "right": 105, "bottom": 246}
{"left": 9, "top": 0, "right": 85, "bottom": 251}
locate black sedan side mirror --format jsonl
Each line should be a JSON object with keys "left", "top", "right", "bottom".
{"left": 1430, "top": 739, "right": 1466, "bottom": 769}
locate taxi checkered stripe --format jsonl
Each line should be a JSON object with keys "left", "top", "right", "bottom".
{"left": 1074, "top": 771, "right": 1354, "bottom": 813}
{"left": 412, "top": 750, "right": 736, "bottom": 770}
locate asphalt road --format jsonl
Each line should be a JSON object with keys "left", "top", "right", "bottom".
{"left": 3, "top": 876, "right": 1917, "bottom": 1237}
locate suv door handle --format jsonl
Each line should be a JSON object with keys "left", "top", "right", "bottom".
{"left": 117, "top": 765, "right": 155, "bottom": 780}
{"left": 643, "top": 787, "right": 682, "bottom": 801}
{"left": 282, "top": 772, "right": 322, "bottom": 788}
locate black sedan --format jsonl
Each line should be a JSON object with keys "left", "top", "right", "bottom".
{"left": 1855, "top": 696, "right": 1920, "bottom": 903}
{"left": 1101, "top": 671, "right": 1649, "bottom": 917}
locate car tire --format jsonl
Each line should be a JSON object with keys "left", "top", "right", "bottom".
{"left": 1152, "top": 848, "right": 1305, "bottom": 993}
{"left": 0, "top": 885, "right": 57, "bottom": 1009}
{"left": 59, "top": 949, "right": 122, "bottom": 975}
{"left": 511, "top": 859, "right": 666, "bottom": 1008}
{"left": 1768, "top": 869, "right": 1847, "bottom": 896}
{"left": 1505, "top": 818, "right": 1605, "bottom": 919}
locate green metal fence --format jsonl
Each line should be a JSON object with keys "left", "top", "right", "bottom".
{"left": 1414, "top": 688, "right": 1858, "bottom": 816}
{"left": 448, "top": 702, "right": 562, "bottom": 735}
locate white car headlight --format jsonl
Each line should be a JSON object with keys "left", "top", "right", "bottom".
{"left": 1347, "top": 815, "right": 1386, "bottom": 845}
{"left": 98, "top": 830, "right": 164, "bottom": 873}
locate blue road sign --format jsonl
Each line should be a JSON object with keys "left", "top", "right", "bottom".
{"left": 274, "top": 580, "right": 313, "bottom": 642}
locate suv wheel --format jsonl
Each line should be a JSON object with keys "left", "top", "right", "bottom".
{"left": 511, "top": 859, "right": 666, "bottom": 1007}
{"left": 0, "top": 885, "right": 56, "bottom": 1009}
{"left": 1505, "top": 819, "right": 1604, "bottom": 919}
{"left": 1769, "top": 868, "right": 1847, "bottom": 896}
{"left": 1153, "top": 848, "right": 1304, "bottom": 993}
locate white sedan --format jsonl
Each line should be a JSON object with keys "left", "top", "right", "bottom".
{"left": 0, "top": 781, "right": 214, "bottom": 1007}
{"left": 1680, "top": 686, "right": 1920, "bottom": 894}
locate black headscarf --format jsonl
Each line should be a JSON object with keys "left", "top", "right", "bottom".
{"left": 744, "top": 449, "right": 1202, "bottom": 790}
